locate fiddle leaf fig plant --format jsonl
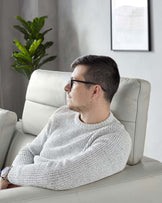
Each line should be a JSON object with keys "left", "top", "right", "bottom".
{"left": 12, "top": 16, "right": 56, "bottom": 80}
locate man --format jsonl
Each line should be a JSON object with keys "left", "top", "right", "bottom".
{"left": 0, "top": 55, "right": 131, "bottom": 190}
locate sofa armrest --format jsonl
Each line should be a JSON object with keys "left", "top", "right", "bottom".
{"left": 0, "top": 109, "right": 17, "bottom": 168}
{"left": 0, "top": 158, "right": 162, "bottom": 202}
{"left": 0, "top": 172, "right": 162, "bottom": 203}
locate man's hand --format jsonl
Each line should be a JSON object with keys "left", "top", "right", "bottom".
{"left": 0, "top": 177, "right": 9, "bottom": 190}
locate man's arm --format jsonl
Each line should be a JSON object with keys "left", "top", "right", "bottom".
{"left": 0, "top": 167, "right": 19, "bottom": 190}
{"left": 8, "top": 133, "right": 131, "bottom": 190}
{"left": 0, "top": 121, "right": 52, "bottom": 190}
{"left": 1, "top": 115, "right": 55, "bottom": 189}
{"left": 11, "top": 114, "right": 55, "bottom": 167}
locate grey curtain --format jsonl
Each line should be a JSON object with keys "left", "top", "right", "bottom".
{"left": 0, "top": 0, "right": 27, "bottom": 118}
{"left": 0, "top": 0, "right": 57, "bottom": 118}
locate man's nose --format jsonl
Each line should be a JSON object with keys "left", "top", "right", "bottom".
{"left": 64, "top": 82, "right": 71, "bottom": 92}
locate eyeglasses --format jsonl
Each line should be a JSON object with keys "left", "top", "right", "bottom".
{"left": 70, "top": 79, "right": 106, "bottom": 92}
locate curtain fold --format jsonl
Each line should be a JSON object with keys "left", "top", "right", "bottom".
{"left": 0, "top": 0, "right": 35, "bottom": 118}
{"left": 0, "top": 0, "right": 4, "bottom": 108}
{"left": 0, "top": 0, "right": 57, "bottom": 118}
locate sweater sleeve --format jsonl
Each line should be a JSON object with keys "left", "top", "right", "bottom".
{"left": 11, "top": 114, "right": 55, "bottom": 167}
{"left": 8, "top": 132, "right": 131, "bottom": 190}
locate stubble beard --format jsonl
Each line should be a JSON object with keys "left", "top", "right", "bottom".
{"left": 67, "top": 100, "right": 88, "bottom": 113}
{"left": 68, "top": 103, "right": 82, "bottom": 112}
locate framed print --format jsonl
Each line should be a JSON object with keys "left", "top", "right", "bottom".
{"left": 110, "top": 0, "right": 150, "bottom": 51}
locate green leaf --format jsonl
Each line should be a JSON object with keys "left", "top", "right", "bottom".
{"left": 20, "top": 69, "right": 31, "bottom": 80}
{"left": 13, "top": 52, "right": 32, "bottom": 62}
{"left": 29, "top": 39, "right": 42, "bottom": 56}
{"left": 42, "top": 28, "right": 52, "bottom": 36}
{"left": 12, "top": 64, "right": 31, "bottom": 70}
{"left": 15, "top": 16, "right": 31, "bottom": 33}
{"left": 31, "top": 16, "right": 48, "bottom": 36}
{"left": 35, "top": 33, "right": 44, "bottom": 40}
{"left": 34, "top": 44, "right": 46, "bottom": 58}
{"left": 38, "top": 56, "right": 56, "bottom": 68}
{"left": 13, "top": 58, "right": 28, "bottom": 65}
{"left": 25, "top": 39, "right": 34, "bottom": 50}
{"left": 12, "top": 65, "right": 32, "bottom": 80}
{"left": 28, "top": 33, "right": 44, "bottom": 41}
{"left": 12, "top": 15, "right": 55, "bottom": 78}
{"left": 27, "top": 21, "right": 32, "bottom": 27}
{"left": 13, "top": 25, "right": 29, "bottom": 38}
{"left": 14, "top": 39, "right": 29, "bottom": 56}
{"left": 43, "top": 41, "right": 53, "bottom": 49}
{"left": 32, "top": 53, "right": 46, "bottom": 64}
{"left": 32, "top": 54, "right": 49, "bottom": 69}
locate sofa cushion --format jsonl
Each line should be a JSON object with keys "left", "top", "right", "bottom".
{"left": 22, "top": 70, "right": 71, "bottom": 136}
{"left": 111, "top": 78, "right": 150, "bottom": 165}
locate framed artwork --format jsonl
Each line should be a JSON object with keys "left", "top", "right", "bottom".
{"left": 110, "top": 0, "right": 150, "bottom": 51}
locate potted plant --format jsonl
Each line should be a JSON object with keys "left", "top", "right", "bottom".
{"left": 12, "top": 16, "right": 56, "bottom": 80}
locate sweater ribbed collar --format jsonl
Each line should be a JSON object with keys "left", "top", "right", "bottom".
{"left": 74, "top": 111, "right": 114, "bottom": 129}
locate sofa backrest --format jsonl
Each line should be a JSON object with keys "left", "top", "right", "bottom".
{"left": 22, "top": 70, "right": 71, "bottom": 135}
{"left": 22, "top": 69, "right": 151, "bottom": 165}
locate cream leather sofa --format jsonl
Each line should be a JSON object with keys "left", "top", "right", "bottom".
{"left": 0, "top": 70, "right": 162, "bottom": 203}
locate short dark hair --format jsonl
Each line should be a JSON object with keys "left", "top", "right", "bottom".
{"left": 71, "top": 55, "right": 120, "bottom": 103}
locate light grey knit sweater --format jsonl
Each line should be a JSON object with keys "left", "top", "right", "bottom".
{"left": 8, "top": 106, "right": 131, "bottom": 190}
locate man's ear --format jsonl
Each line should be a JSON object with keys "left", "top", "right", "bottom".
{"left": 92, "top": 85, "right": 102, "bottom": 99}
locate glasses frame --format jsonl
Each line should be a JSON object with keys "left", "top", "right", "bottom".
{"left": 70, "top": 79, "right": 106, "bottom": 92}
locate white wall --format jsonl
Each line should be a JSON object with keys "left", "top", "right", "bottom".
{"left": 56, "top": 0, "right": 162, "bottom": 162}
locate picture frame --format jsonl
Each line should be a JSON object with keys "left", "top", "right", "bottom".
{"left": 110, "top": 0, "right": 150, "bottom": 51}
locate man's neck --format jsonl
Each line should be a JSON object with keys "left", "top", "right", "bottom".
{"left": 79, "top": 104, "right": 110, "bottom": 124}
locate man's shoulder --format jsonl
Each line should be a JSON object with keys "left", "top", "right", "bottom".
{"left": 110, "top": 112, "right": 126, "bottom": 130}
{"left": 92, "top": 113, "right": 132, "bottom": 153}
{"left": 110, "top": 112, "right": 132, "bottom": 145}
{"left": 99, "top": 112, "right": 131, "bottom": 143}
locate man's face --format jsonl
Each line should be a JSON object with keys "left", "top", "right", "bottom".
{"left": 64, "top": 65, "right": 93, "bottom": 113}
